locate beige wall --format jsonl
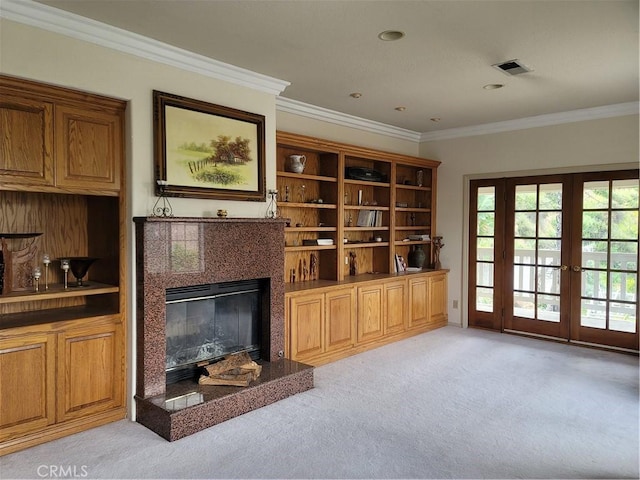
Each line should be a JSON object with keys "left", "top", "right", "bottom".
{"left": 420, "top": 115, "right": 639, "bottom": 326}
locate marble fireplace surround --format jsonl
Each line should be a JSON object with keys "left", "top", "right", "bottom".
{"left": 133, "top": 217, "right": 314, "bottom": 441}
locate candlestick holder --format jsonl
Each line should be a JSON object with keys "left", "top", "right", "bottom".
{"left": 60, "top": 258, "right": 70, "bottom": 289}
{"left": 33, "top": 266, "right": 41, "bottom": 292}
{"left": 152, "top": 180, "right": 173, "bottom": 217}
{"left": 43, "top": 253, "right": 50, "bottom": 290}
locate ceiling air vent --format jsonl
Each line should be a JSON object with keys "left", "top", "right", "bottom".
{"left": 492, "top": 59, "right": 533, "bottom": 76}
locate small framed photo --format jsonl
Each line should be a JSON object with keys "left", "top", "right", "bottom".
{"left": 153, "top": 90, "right": 266, "bottom": 201}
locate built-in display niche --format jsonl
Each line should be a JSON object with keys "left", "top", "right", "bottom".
{"left": 165, "top": 278, "right": 267, "bottom": 384}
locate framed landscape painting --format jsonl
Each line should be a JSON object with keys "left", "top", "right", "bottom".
{"left": 153, "top": 90, "right": 266, "bottom": 201}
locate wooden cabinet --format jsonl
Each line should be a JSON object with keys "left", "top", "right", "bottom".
{"left": 384, "top": 279, "right": 407, "bottom": 335}
{"left": 289, "top": 292, "right": 325, "bottom": 361}
{"left": 409, "top": 272, "right": 449, "bottom": 329}
{"left": 279, "top": 132, "right": 446, "bottom": 366}
{"left": 0, "top": 332, "right": 56, "bottom": 443}
{"left": 325, "top": 287, "right": 356, "bottom": 353}
{"left": 286, "top": 271, "right": 446, "bottom": 366}
{"left": 0, "top": 76, "right": 126, "bottom": 456}
{"left": 288, "top": 287, "right": 355, "bottom": 363}
{"left": 0, "top": 93, "right": 54, "bottom": 186}
{"left": 0, "top": 75, "right": 123, "bottom": 195}
{"left": 57, "top": 320, "right": 124, "bottom": 422}
{"left": 357, "top": 283, "right": 384, "bottom": 343}
{"left": 55, "top": 105, "right": 122, "bottom": 192}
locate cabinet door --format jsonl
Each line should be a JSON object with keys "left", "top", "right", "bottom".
{"left": 428, "top": 273, "right": 448, "bottom": 325}
{"left": 0, "top": 94, "right": 54, "bottom": 186}
{"left": 325, "top": 287, "right": 356, "bottom": 352}
{"left": 357, "top": 284, "right": 384, "bottom": 343}
{"left": 0, "top": 333, "right": 56, "bottom": 442}
{"left": 57, "top": 322, "right": 123, "bottom": 422}
{"left": 289, "top": 293, "right": 325, "bottom": 361}
{"left": 384, "top": 279, "right": 407, "bottom": 335}
{"left": 55, "top": 105, "right": 122, "bottom": 192}
{"left": 408, "top": 276, "right": 429, "bottom": 328}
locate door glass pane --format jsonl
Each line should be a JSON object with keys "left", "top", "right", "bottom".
{"left": 610, "top": 302, "right": 637, "bottom": 333}
{"left": 610, "top": 272, "right": 637, "bottom": 302}
{"left": 582, "top": 241, "right": 608, "bottom": 268}
{"left": 611, "top": 179, "right": 639, "bottom": 209}
{"left": 582, "top": 211, "right": 609, "bottom": 239}
{"left": 538, "top": 266, "right": 560, "bottom": 294}
{"left": 611, "top": 242, "right": 637, "bottom": 270}
{"left": 581, "top": 299, "right": 606, "bottom": 328}
{"left": 538, "top": 240, "right": 561, "bottom": 265}
{"left": 476, "top": 287, "right": 493, "bottom": 312}
{"left": 477, "top": 237, "right": 494, "bottom": 261}
{"left": 611, "top": 211, "right": 638, "bottom": 240}
{"left": 539, "top": 183, "right": 562, "bottom": 210}
{"left": 514, "top": 241, "right": 536, "bottom": 264}
{"left": 538, "top": 294, "right": 560, "bottom": 322}
{"left": 583, "top": 181, "right": 609, "bottom": 209}
{"left": 477, "top": 187, "right": 495, "bottom": 210}
{"left": 515, "top": 185, "right": 536, "bottom": 210}
{"left": 477, "top": 212, "right": 495, "bottom": 236}
{"left": 538, "top": 212, "right": 561, "bottom": 238}
{"left": 583, "top": 270, "right": 608, "bottom": 299}
{"left": 476, "top": 262, "right": 494, "bottom": 287}
{"left": 514, "top": 212, "right": 536, "bottom": 237}
{"left": 514, "top": 292, "right": 535, "bottom": 318}
{"left": 514, "top": 265, "right": 535, "bottom": 291}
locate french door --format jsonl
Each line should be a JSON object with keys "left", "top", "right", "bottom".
{"left": 469, "top": 170, "right": 639, "bottom": 351}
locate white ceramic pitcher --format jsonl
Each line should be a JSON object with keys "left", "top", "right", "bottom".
{"left": 287, "top": 155, "right": 306, "bottom": 173}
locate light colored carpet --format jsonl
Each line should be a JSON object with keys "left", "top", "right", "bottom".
{"left": 1, "top": 326, "right": 638, "bottom": 479}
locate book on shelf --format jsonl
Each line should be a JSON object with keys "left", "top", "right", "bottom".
{"left": 407, "top": 234, "right": 430, "bottom": 241}
{"left": 356, "top": 209, "right": 383, "bottom": 227}
{"left": 302, "top": 238, "right": 334, "bottom": 246}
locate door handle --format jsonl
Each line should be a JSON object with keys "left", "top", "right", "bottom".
{"left": 571, "top": 265, "right": 583, "bottom": 272}
{"left": 552, "top": 265, "right": 569, "bottom": 271}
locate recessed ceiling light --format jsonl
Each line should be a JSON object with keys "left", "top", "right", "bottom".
{"left": 395, "top": 106, "right": 406, "bottom": 111}
{"left": 378, "top": 30, "right": 405, "bottom": 41}
{"left": 349, "top": 92, "right": 362, "bottom": 98}
{"left": 483, "top": 84, "right": 504, "bottom": 90}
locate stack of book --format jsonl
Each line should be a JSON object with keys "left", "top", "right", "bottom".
{"left": 356, "top": 210, "right": 383, "bottom": 227}
{"left": 302, "top": 238, "right": 334, "bottom": 246}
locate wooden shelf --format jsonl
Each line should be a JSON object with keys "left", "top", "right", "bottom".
{"left": 277, "top": 171, "right": 337, "bottom": 182}
{"left": 395, "top": 225, "right": 431, "bottom": 231}
{"left": 344, "top": 242, "right": 390, "bottom": 248}
{"left": 0, "top": 282, "right": 119, "bottom": 305}
{"left": 395, "top": 207, "right": 432, "bottom": 213}
{"left": 395, "top": 184, "right": 432, "bottom": 191}
{"left": 279, "top": 202, "right": 337, "bottom": 209}
{"left": 285, "top": 245, "right": 336, "bottom": 252}
{"left": 344, "top": 226, "right": 388, "bottom": 232}
{"left": 344, "top": 205, "right": 390, "bottom": 211}
{"left": 285, "top": 226, "right": 337, "bottom": 232}
{"left": 344, "top": 179, "right": 390, "bottom": 188}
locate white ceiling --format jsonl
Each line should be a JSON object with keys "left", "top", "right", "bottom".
{"left": 31, "top": 0, "right": 640, "bottom": 134}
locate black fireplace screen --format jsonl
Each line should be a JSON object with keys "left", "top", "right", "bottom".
{"left": 165, "top": 279, "right": 263, "bottom": 383}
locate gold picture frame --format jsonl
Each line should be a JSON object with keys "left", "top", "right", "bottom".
{"left": 153, "top": 90, "right": 266, "bottom": 201}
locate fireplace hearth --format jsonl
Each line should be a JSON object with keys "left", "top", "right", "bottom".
{"left": 133, "top": 217, "right": 313, "bottom": 441}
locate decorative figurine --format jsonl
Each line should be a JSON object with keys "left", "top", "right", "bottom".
{"left": 432, "top": 236, "right": 445, "bottom": 269}
{"left": 310, "top": 253, "right": 317, "bottom": 281}
{"left": 60, "top": 258, "right": 70, "bottom": 289}
{"left": 349, "top": 251, "right": 358, "bottom": 276}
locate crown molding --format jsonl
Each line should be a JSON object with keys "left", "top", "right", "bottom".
{"left": 0, "top": 0, "right": 290, "bottom": 95}
{"left": 420, "top": 102, "right": 640, "bottom": 142}
{"left": 276, "top": 97, "right": 422, "bottom": 142}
